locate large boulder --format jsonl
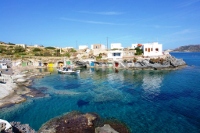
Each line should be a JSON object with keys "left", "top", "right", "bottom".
{"left": 38, "top": 111, "right": 98, "bottom": 133}
{"left": 10, "top": 122, "right": 36, "bottom": 133}
{"left": 0, "top": 120, "right": 36, "bottom": 133}
{"left": 0, "top": 119, "right": 12, "bottom": 132}
{"left": 164, "top": 55, "right": 186, "bottom": 67}
{"left": 39, "top": 111, "right": 130, "bottom": 133}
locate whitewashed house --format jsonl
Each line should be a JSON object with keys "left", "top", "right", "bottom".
{"left": 132, "top": 44, "right": 138, "bottom": 49}
{"left": 107, "top": 50, "right": 123, "bottom": 60}
{"left": 34, "top": 44, "right": 44, "bottom": 48}
{"left": 79, "top": 45, "right": 88, "bottom": 50}
{"left": 111, "top": 43, "right": 123, "bottom": 50}
{"left": 91, "top": 44, "right": 106, "bottom": 50}
{"left": 16, "top": 44, "right": 26, "bottom": 48}
{"left": 143, "top": 42, "right": 163, "bottom": 56}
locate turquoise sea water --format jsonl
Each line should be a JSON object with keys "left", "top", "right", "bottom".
{"left": 0, "top": 52, "right": 200, "bottom": 133}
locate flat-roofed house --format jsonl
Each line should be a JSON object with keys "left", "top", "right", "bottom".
{"left": 111, "top": 43, "right": 123, "bottom": 50}
{"left": 132, "top": 44, "right": 138, "bottom": 49}
{"left": 16, "top": 44, "right": 27, "bottom": 48}
{"left": 143, "top": 42, "right": 163, "bottom": 56}
{"left": 91, "top": 44, "right": 106, "bottom": 50}
{"left": 34, "top": 44, "right": 44, "bottom": 48}
{"left": 107, "top": 50, "right": 123, "bottom": 60}
{"left": 79, "top": 45, "right": 88, "bottom": 50}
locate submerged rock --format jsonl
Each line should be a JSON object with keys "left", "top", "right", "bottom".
{"left": 77, "top": 99, "right": 90, "bottom": 107}
{"left": 38, "top": 111, "right": 98, "bottom": 133}
{"left": 39, "top": 111, "right": 131, "bottom": 133}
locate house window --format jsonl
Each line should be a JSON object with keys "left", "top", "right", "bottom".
{"left": 145, "top": 48, "right": 147, "bottom": 51}
{"left": 113, "top": 53, "right": 121, "bottom": 56}
{"left": 96, "top": 46, "right": 98, "bottom": 49}
{"left": 155, "top": 48, "right": 159, "bottom": 51}
{"left": 151, "top": 48, "right": 153, "bottom": 51}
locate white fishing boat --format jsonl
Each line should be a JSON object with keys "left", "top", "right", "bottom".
{"left": 57, "top": 67, "right": 80, "bottom": 75}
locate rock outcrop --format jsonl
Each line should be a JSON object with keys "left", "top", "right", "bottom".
{"left": 75, "top": 61, "right": 87, "bottom": 68}
{"left": 0, "top": 120, "right": 36, "bottom": 133}
{"left": 39, "top": 111, "right": 98, "bottom": 133}
{"left": 133, "top": 55, "right": 186, "bottom": 70}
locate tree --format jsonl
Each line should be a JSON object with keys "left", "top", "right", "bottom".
{"left": 135, "top": 47, "right": 143, "bottom": 55}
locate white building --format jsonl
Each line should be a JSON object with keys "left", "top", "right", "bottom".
{"left": 79, "top": 45, "right": 88, "bottom": 50}
{"left": 143, "top": 42, "right": 163, "bottom": 56}
{"left": 110, "top": 43, "right": 123, "bottom": 50}
{"left": 34, "top": 44, "right": 44, "bottom": 47}
{"left": 91, "top": 44, "right": 106, "bottom": 50}
{"left": 16, "top": 44, "right": 26, "bottom": 48}
{"left": 132, "top": 44, "right": 138, "bottom": 49}
{"left": 107, "top": 50, "right": 123, "bottom": 60}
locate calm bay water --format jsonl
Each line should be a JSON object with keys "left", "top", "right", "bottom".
{"left": 0, "top": 52, "right": 200, "bottom": 133}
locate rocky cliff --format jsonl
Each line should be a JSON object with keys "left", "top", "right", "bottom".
{"left": 173, "top": 44, "right": 200, "bottom": 52}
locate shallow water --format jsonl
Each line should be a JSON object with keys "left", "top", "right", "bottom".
{"left": 0, "top": 52, "right": 200, "bottom": 133}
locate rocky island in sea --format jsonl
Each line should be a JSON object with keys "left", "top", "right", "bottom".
{"left": 0, "top": 41, "right": 186, "bottom": 132}
{"left": 173, "top": 44, "right": 200, "bottom": 52}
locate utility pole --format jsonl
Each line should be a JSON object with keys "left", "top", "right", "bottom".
{"left": 107, "top": 37, "right": 108, "bottom": 50}
{"left": 76, "top": 41, "right": 77, "bottom": 50}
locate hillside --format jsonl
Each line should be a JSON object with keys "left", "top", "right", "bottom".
{"left": 173, "top": 44, "right": 200, "bottom": 52}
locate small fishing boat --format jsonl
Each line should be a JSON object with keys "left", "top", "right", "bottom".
{"left": 57, "top": 67, "right": 80, "bottom": 75}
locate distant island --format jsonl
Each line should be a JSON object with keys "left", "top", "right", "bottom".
{"left": 173, "top": 44, "right": 200, "bottom": 52}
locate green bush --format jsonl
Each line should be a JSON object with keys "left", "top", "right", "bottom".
{"left": 45, "top": 47, "right": 56, "bottom": 49}
{"left": 70, "top": 48, "right": 76, "bottom": 52}
{"left": 8, "top": 42, "right": 15, "bottom": 45}
{"left": 65, "top": 52, "right": 71, "bottom": 58}
{"left": 0, "top": 47, "right": 6, "bottom": 53}
{"left": 14, "top": 46, "right": 25, "bottom": 53}
{"left": 33, "top": 48, "right": 42, "bottom": 52}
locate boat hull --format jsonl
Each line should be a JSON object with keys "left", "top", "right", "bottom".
{"left": 57, "top": 69, "right": 80, "bottom": 75}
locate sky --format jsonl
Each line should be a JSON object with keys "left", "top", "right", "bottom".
{"left": 0, "top": 0, "right": 200, "bottom": 50}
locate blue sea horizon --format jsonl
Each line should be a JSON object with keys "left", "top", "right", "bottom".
{"left": 0, "top": 52, "right": 200, "bottom": 133}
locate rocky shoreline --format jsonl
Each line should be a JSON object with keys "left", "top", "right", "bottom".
{"left": 0, "top": 55, "right": 186, "bottom": 108}
{"left": 0, "top": 54, "right": 187, "bottom": 133}
{"left": 0, "top": 66, "right": 50, "bottom": 109}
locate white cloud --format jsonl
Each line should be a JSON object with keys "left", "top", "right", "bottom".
{"left": 60, "top": 17, "right": 125, "bottom": 25}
